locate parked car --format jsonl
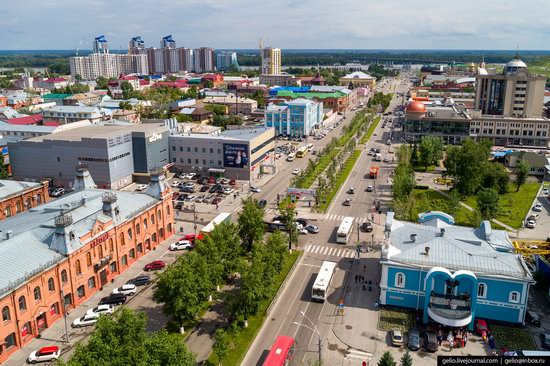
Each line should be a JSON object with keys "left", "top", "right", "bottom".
{"left": 170, "top": 240, "right": 194, "bottom": 251}
{"left": 390, "top": 329, "right": 403, "bottom": 347}
{"left": 182, "top": 182, "right": 195, "bottom": 188}
{"left": 533, "top": 203, "right": 543, "bottom": 212}
{"left": 50, "top": 187, "right": 65, "bottom": 197}
{"left": 526, "top": 310, "right": 542, "bottom": 327}
{"left": 112, "top": 283, "right": 137, "bottom": 296}
{"left": 86, "top": 304, "right": 115, "bottom": 317}
{"left": 305, "top": 224, "right": 319, "bottom": 233}
{"left": 292, "top": 168, "right": 301, "bottom": 175}
{"left": 540, "top": 332, "right": 550, "bottom": 349}
{"left": 127, "top": 275, "right": 151, "bottom": 287}
{"left": 526, "top": 220, "right": 537, "bottom": 228}
{"left": 171, "top": 192, "right": 179, "bottom": 200}
{"left": 528, "top": 214, "right": 540, "bottom": 221}
{"left": 72, "top": 313, "right": 100, "bottom": 328}
{"left": 200, "top": 185, "right": 210, "bottom": 192}
{"left": 198, "top": 177, "right": 209, "bottom": 185}
{"left": 187, "top": 173, "right": 196, "bottom": 180}
{"left": 423, "top": 332, "right": 438, "bottom": 352}
{"left": 185, "top": 195, "right": 196, "bottom": 202}
{"left": 222, "top": 187, "right": 234, "bottom": 195}
{"left": 229, "top": 179, "right": 236, "bottom": 186}
{"left": 207, "top": 177, "right": 216, "bottom": 184}
{"left": 258, "top": 199, "right": 267, "bottom": 209}
{"left": 343, "top": 199, "right": 352, "bottom": 206}
{"left": 135, "top": 184, "right": 148, "bottom": 191}
{"left": 99, "top": 293, "right": 127, "bottom": 306}
{"left": 361, "top": 222, "right": 373, "bottom": 232}
{"left": 174, "top": 202, "right": 183, "bottom": 210}
{"left": 28, "top": 346, "right": 61, "bottom": 364}
{"left": 211, "top": 197, "right": 223, "bottom": 205}
{"left": 250, "top": 186, "right": 261, "bottom": 193}
{"left": 170, "top": 180, "right": 180, "bottom": 187}
{"left": 195, "top": 195, "right": 204, "bottom": 203}
{"left": 144, "top": 260, "right": 166, "bottom": 271}
{"left": 407, "top": 328, "right": 420, "bottom": 351}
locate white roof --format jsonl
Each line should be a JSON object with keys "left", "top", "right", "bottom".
{"left": 342, "top": 71, "right": 375, "bottom": 80}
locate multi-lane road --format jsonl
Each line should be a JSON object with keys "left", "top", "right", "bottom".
{"left": 242, "top": 75, "right": 413, "bottom": 366}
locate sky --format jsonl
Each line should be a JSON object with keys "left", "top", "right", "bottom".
{"left": 1, "top": 0, "right": 550, "bottom": 50}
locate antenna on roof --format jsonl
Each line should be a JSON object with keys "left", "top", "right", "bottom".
{"left": 515, "top": 43, "right": 520, "bottom": 60}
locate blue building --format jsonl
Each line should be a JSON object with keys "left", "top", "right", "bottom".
{"left": 380, "top": 212, "right": 534, "bottom": 329}
{"left": 264, "top": 99, "right": 323, "bottom": 137}
{"left": 215, "top": 51, "right": 239, "bottom": 71}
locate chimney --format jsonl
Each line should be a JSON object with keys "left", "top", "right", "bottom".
{"left": 440, "top": 228, "right": 445, "bottom": 237}
{"left": 81, "top": 195, "right": 87, "bottom": 205}
{"left": 5, "top": 230, "right": 12, "bottom": 240}
{"left": 425, "top": 246, "right": 430, "bottom": 255}
{"left": 410, "top": 234, "right": 417, "bottom": 242}
{"left": 102, "top": 192, "right": 119, "bottom": 217}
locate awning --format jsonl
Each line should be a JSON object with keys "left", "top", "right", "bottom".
{"left": 208, "top": 168, "right": 226, "bottom": 173}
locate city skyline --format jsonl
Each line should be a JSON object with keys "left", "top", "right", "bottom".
{"left": 1, "top": 0, "right": 550, "bottom": 50}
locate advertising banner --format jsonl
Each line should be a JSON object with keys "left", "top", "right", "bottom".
{"left": 223, "top": 143, "right": 249, "bottom": 168}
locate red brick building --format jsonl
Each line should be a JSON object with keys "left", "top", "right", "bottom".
{"left": 0, "top": 180, "right": 50, "bottom": 221}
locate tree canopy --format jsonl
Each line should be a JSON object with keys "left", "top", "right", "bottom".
{"left": 476, "top": 188, "right": 501, "bottom": 220}
{"left": 515, "top": 160, "right": 530, "bottom": 192}
{"left": 238, "top": 198, "right": 266, "bottom": 251}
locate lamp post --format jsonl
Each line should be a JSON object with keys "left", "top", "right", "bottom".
{"left": 192, "top": 204, "right": 197, "bottom": 235}
{"left": 293, "top": 310, "right": 322, "bottom": 365}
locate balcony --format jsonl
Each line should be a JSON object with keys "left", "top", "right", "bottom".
{"left": 427, "top": 293, "right": 472, "bottom": 327}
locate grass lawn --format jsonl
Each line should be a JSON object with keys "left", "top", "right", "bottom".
{"left": 462, "top": 182, "right": 540, "bottom": 229}
{"left": 317, "top": 150, "right": 361, "bottom": 212}
{"left": 378, "top": 308, "right": 415, "bottom": 332}
{"left": 490, "top": 324, "right": 536, "bottom": 350}
{"left": 412, "top": 165, "right": 436, "bottom": 173}
{"left": 296, "top": 147, "right": 340, "bottom": 188}
{"left": 206, "top": 251, "right": 301, "bottom": 366}
{"left": 411, "top": 189, "right": 473, "bottom": 226}
{"left": 360, "top": 115, "right": 381, "bottom": 144}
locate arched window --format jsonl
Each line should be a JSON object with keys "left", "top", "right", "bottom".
{"left": 98, "top": 245, "right": 104, "bottom": 258}
{"left": 48, "top": 277, "right": 55, "bottom": 292}
{"left": 26, "top": 198, "right": 32, "bottom": 208}
{"left": 143, "top": 218, "right": 148, "bottom": 229}
{"left": 128, "top": 228, "right": 133, "bottom": 240}
{"left": 395, "top": 272, "right": 405, "bottom": 288}
{"left": 37, "top": 194, "right": 43, "bottom": 204}
{"left": 61, "top": 269, "right": 68, "bottom": 283}
{"left": 4, "top": 205, "right": 12, "bottom": 218}
{"left": 75, "top": 260, "right": 82, "bottom": 275}
{"left": 18, "top": 296, "right": 27, "bottom": 311}
{"left": 120, "top": 232, "right": 125, "bottom": 246}
{"left": 109, "top": 240, "right": 113, "bottom": 252}
{"left": 33, "top": 286, "right": 41, "bottom": 301}
{"left": 167, "top": 223, "right": 172, "bottom": 233}
{"left": 86, "top": 252, "right": 92, "bottom": 268}
{"left": 16, "top": 201, "right": 22, "bottom": 214}
{"left": 157, "top": 210, "right": 161, "bottom": 222}
{"left": 477, "top": 283, "right": 487, "bottom": 298}
{"left": 166, "top": 205, "right": 171, "bottom": 216}
{"left": 509, "top": 291, "right": 520, "bottom": 303}
{"left": 152, "top": 233, "right": 157, "bottom": 242}
{"left": 151, "top": 214, "right": 155, "bottom": 224}
{"left": 2, "top": 306, "right": 10, "bottom": 321}
{"left": 136, "top": 223, "right": 141, "bottom": 235}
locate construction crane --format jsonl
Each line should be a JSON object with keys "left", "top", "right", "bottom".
{"left": 513, "top": 240, "right": 550, "bottom": 255}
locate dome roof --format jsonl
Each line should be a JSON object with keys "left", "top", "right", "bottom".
{"left": 406, "top": 101, "right": 427, "bottom": 113}
{"left": 506, "top": 59, "right": 527, "bottom": 68}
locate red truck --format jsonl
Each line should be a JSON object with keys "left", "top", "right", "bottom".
{"left": 369, "top": 166, "right": 380, "bottom": 179}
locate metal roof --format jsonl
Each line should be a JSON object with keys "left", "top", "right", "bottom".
{"left": 0, "top": 180, "right": 42, "bottom": 200}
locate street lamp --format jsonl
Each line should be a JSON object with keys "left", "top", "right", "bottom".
{"left": 293, "top": 312, "right": 322, "bottom": 365}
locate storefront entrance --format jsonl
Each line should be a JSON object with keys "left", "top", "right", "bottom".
{"left": 99, "top": 269, "right": 108, "bottom": 287}
{"left": 36, "top": 313, "right": 47, "bottom": 332}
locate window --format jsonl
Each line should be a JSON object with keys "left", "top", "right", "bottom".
{"left": 129, "top": 248, "right": 135, "bottom": 258}
{"left": 166, "top": 205, "right": 171, "bottom": 215}
{"left": 210, "top": 148, "right": 213, "bottom": 153}
{"left": 120, "top": 232, "right": 125, "bottom": 246}
{"left": 395, "top": 273, "right": 405, "bottom": 288}
{"left": 75, "top": 260, "right": 82, "bottom": 275}
{"left": 128, "top": 228, "right": 133, "bottom": 240}
{"left": 187, "top": 158, "right": 192, "bottom": 164}
{"left": 509, "top": 291, "right": 520, "bottom": 303}
{"left": 2, "top": 306, "right": 10, "bottom": 322}
{"left": 110, "top": 262, "right": 117, "bottom": 272}
{"left": 48, "top": 277, "right": 55, "bottom": 292}
{"left": 137, "top": 243, "right": 143, "bottom": 253}
{"left": 151, "top": 214, "right": 155, "bottom": 224}
{"left": 179, "top": 146, "right": 183, "bottom": 151}
{"left": 86, "top": 252, "right": 92, "bottom": 268}
{"left": 18, "top": 296, "right": 27, "bottom": 311}
{"left": 16, "top": 201, "right": 22, "bottom": 214}
{"left": 37, "top": 194, "right": 43, "bottom": 204}
{"left": 33, "top": 286, "right": 41, "bottom": 301}
{"left": 143, "top": 218, "right": 148, "bottom": 229}
{"left": 4, "top": 206, "right": 12, "bottom": 217}
{"left": 168, "top": 223, "right": 172, "bottom": 233}
{"left": 136, "top": 223, "right": 140, "bottom": 235}
{"left": 88, "top": 277, "right": 96, "bottom": 289}
{"left": 61, "top": 269, "right": 68, "bottom": 283}
{"left": 50, "top": 302, "right": 60, "bottom": 316}
{"left": 194, "top": 147, "right": 198, "bottom": 153}
{"left": 77, "top": 285, "right": 85, "bottom": 298}
{"left": 172, "top": 146, "right": 175, "bottom": 151}
{"left": 152, "top": 233, "right": 157, "bottom": 242}
{"left": 157, "top": 210, "right": 161, "bottom": 222}
{"left": 187, "top": 146, "right": 191, "bottom": 152}
{"left": 98, "top": 245, "right": 103, "bottom": 258}
{"left": 121, "top": 255, "right": 128, "bottom": 266}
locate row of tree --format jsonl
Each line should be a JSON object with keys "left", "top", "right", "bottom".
{"left": 410, "top": 136, "right": 445, "bottom": 170}
{"left": 392, "top": 145, "right": 417, "bottom": 220}
{"left": 378, "top": 350, "right": 413, "bottom": 366}
{"left": 368, "top": 92, "right": 393, "bottom": 111}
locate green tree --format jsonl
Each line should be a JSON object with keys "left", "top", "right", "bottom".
{"left": 278, "top": 203, "right": 298, "bottom": 250}
{"left": 410, "top": 143, "right": 419, "bottom": 167}
{"left": 251, "top": 89, "right": 265, "bottom": 107}
{"left": 515, "top": 160, "right": 530, "bottom": 192}
{"left": 205, "top": 104, "right": 227, "bottom": 116}
{"left": 120, "top": 80, "right": 134, "bottom": 99}
{"left": 476, "top": 188, "right": 501, "bottom": 220}
{"left": 61, "top": 307, "right": 195, "bottom": 366}
{"left": 119, "top": 101, "right": 132, "bottom": 110}
{"left": 238, "top": 197, "right": 266, "bottom": 251}
{"left": 213, "top": 328, "right": 230, "bottom": 365}
{"left": 232, "top": 246, "right": 268, "bottom": 321}
{"left": 481, "top": 163, "right": 509, "bottom": 194}
{"left": 264, "top": 231, "right": 287, "bottom": 274}
{"left": 446, "top": 190, "right": 461, "bottom": 215}
{"left": 96, "top": 76, "right": 109, "bottom": 89}
{"left": 400, "top": 350, "right": 413, "bottom": 366}
{"left": 378, "top": 351, "right": 397, "bottom": 366}
{"left": 173, "top": 114, "right": 193, "bottom": 123}
{"left": 203, "top": 79, "right": 214, "bottom": 89}
{"left": 0, "top": 157, "right": 8, "bottom": 179}
{"left": 444, "top": 138, "right": 492, "bottom": 196}
{"left": 419, "top": 136, "right": 444, "bottom": 169}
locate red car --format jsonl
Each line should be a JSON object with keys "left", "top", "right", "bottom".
{"left": 229, "top": 179, "right": 236, "bottom": 186}
{"left": 184, "top": 233, "right": 204, "bottom": 242}
{"left": 144, "top": 260, "right": 166, "bottom": 271}
{"left": 171, "top": 192, "right": 179, "bottom": 200}
{"left": 207, "top": 177, "right": 216, "bottom": 184}
{"left": 211, "top": 197, "right": 223, "bottom": 205}
{"left": 475, "top": 319, "right": 488, "bottom": 336}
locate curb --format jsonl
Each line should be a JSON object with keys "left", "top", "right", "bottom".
{"left": 266, "top": 251, "right": 302, "bottom": 316}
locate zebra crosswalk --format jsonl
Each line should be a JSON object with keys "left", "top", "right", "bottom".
{"left": 325, "top": 213, "right": 371, "bottom": 224}
{"left": 344, "top": 349, "right": 373, "bottom": 363}
{"left": 304, "top": 244, "right": 356, "bottom": 258}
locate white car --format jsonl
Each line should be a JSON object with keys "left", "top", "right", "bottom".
{"left": 526, "top": 220, "right": 537, "bottom": 229}
{"left": 170, "top": 240, "right": 193, "bottom": 251}
{"left": 250, "top": 186, "right": 261, "bottom": 193}
{"left": 72, "top": 313, "right": 100, "bottom": 328}
{"left": 533, "top": 203, "right": 543, "bottom": 212}
{"left": 50, "top": 188, "right": 65, "bottom": 197}
{"left": 292, "top": 169, "right": 301, "bottom": 175}
{"left": 171, "top": 180, "right": 180, "bottom": 187}
{"left": 86, "top": 304, "right": 115, "bottom": 317}
{"left": 28, "top": 346, "right": 61, "bottom": 364}
{"left": 112, "top": 284, "right": 137, "bottom": 296}
{"left": 223, "top": 187, "right": 234, "bottom": 195}
{"left": 187, "top": 173, "right": 196, "bottom": 179}
{"left": 135, "top": 184, "right": 148, "bottom": 191}
{"left": 366, "top": 185, "right": 374, "bottom": 192}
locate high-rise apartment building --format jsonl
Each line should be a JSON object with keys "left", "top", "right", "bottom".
{"left": 260, "top": 40, "right": 281, "bottom": 75}
{"left": 160, "top": 35, "right": 176, "bottom": 49}
{"left": 475, "top": 57, "right": 547, "bottom": 118}
{"left": 216, "top": 51, "right": 239, "bottom": 71}
{"left": 129, "top": 36, "right": 146, "bottom": 54}
{"left": 93, "top": 35, "right": 109, "bottom": 54}
{"left": 193, "top": 47, "right": 215, "bottom": 73}
{"left": 178, "top": 48, "right": 194, "bottom": 72}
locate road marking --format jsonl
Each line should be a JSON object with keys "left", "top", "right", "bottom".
{"left": 305, "top": 244, "right": 311, "bottom": 251}
{"left": 327, "top": 248, "right": 334, "bottom": 256}
{"left": 322, "top": 247, "right": 329, "bottom": 255}
{"left": 314, "top": 246, "right": 321, "bottom": 254}
{"left": 336, "top": 249, "right": 343, "bottom": 257}
{"left": 345, "top": 349, "right": 373, "bottom": 361}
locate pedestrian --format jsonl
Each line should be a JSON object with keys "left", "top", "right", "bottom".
{"left": 447, "top": 332, "right": 454, "bottom": 351}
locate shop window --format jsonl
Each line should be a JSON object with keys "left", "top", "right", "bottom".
{"left": 76, "top": 285, "right": 85, "bottom": 298}
{"left": 33, "top": 286, "right": 41, "bottom": 301}
{"left": 121, "top": 255, "right": 128, "bottom": 266}
{"left": 61, "top": 269, "right": 68, "bottom": 283}
{"left": 4, "top": 332, "right": 16, "bottom": 349}
{"left": 48, "top": 277, "right": 55, "bottom": 292}
{"left": 64, "top": 293, "right": 72, "bottom": 306}
{"left": 86, "top": 252, "right": 92, "bottom": 268}
{"left": 88, "top": 277, "right": 96, "bottom": 289}
{"left": 18, "top": 296, "right": 27, "bottom": 311}
{"left": 50, "top": 303, "right": 60, "bottom": 316}
{"left": 2, "top": 306, "right": 10, "bottom": 322}
{"left": 21, "top": 321, "right": 31, "bottom": 337}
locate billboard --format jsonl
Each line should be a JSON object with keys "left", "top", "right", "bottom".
{"left": 223, "top": 143, "right": 249, "bottom": 168}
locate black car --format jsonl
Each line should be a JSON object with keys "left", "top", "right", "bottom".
{"left": 174, "top": 202, "right": 183, "bottom": 210}
{"left": 258, "top": 199, "right": 267, "bottom": 208}
{"left": 540, "top": 332, "right": 550, "bottom": 349}
{"left": 127, "top": 275, "right": 151, "bottom": 287}
{"left": 423, "top": 332, "right": 438, "bottom": 352}
{"left": 296, "top": 218, "right": 308, "bottom": 227}
{"left": 407, "top": 328, "right": 420, "bottom": 351}
{"left": 99, "top": 293, "right": 127, "bottom": 306}
{"left": 198, "top": 177, "right": 209, "bottom": 185}
{"left": 180, "top": 187, "right": 194, "bottom": 193}
{"left": 200, "top": 185, "right": 210, "bottom": 192}
{"left": 361, "top": 222, "right": 373, "bottom": 232}
{"left": 209, "top": 185, "right": 218, "bottom": 193}
{"left": 526, "top": 310, "right": 541, "bottom": 327}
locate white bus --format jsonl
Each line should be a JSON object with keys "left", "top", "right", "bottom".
{"left": 201, "top": 212, "right": 231, "bottom": 234}
{"left": 286, "top": 152, "right": 296, "bottom": 162}
{"left": 311, "top": 261, "right": 337, "bottom": 302}
{"left": 336, "top": 217, "right": 354, "bottom": 244}
{"left": 306, "top": 143, "right": 314, "bottom": 151}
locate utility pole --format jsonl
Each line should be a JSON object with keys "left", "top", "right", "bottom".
{"left": 60, "top": 289, "right": 70, "bottom": 343}
{"left": 193, "top": 204, "right": 197, "bottom": 235}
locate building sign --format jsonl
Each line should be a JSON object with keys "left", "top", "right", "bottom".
{"left": 148, "top": 132, "right": 163, "bottom": 143}
{"left": 90, "top": 233, "right": 109, "bottom": 248}
{"left": 287, "top": 188, "right": 316, "bottom": 197}
{"left": 223, "top": 143, "right": 249, "bottom": 168}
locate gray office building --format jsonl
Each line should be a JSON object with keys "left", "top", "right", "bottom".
{"left": 9, "top": 124, "right": 169, "bottom": 189}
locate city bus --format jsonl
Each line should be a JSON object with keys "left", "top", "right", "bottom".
{"left": 311, "top": 261, "right": 337, "bottom": 302}
{"left": 336, "top": 217, "right": 354, "bottom": 244}
{"left": 296, "top": 146, "right": 308, "bottom": 158}
{"left": 286, "top": 152, "right": 296, "bottom": 162}
{"left": 306, "top": 143, "right": 314, "bottom": 151}
{"left": 200, "top": 212, "right": 231, "bottom": 234}
{"left": 263, "top": 335, "right": 295, "bottom": 366}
